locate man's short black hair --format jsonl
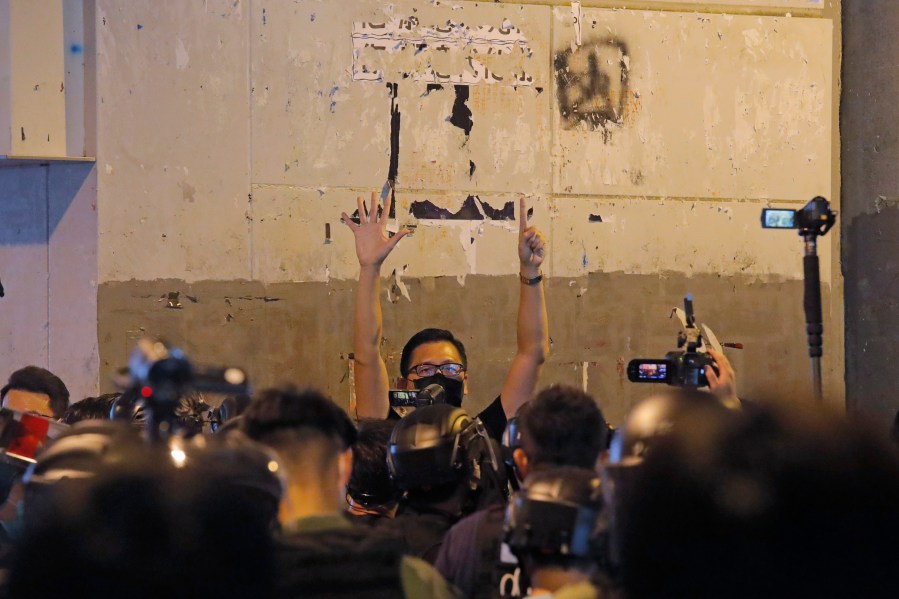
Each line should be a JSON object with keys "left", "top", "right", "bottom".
{"left": 400, "top": 328, "right": 468, "bottom": 377}
{"left": 241, "top": 386, "right": 357, "bottom": 450}
{"left": 61, "top": 393, "right": 120, "bottom": 425}
{"left": 519, "top": 385, "right": 608, "bottom": 469}
{"left": 347, "top": 419, "right": 397, "bottom": 506}
{"left": 1, "top": 366, "right": 70, "bottom": 418}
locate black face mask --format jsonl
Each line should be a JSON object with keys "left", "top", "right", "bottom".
{"left": 412, "top": 374, "right": 465, "bottom": 408}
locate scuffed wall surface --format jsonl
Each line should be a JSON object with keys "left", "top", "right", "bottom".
{"left": 842, "top": 0, "right": 899, "bottom": 426}
{"left": 552, "top": 10, "right": 831, "bottom": 200}
{"left": 99, "top": 273, "right": 830, "bottom": 424}
{"left": 93, "top": 0, "right": 841, "bottom": 410}
{"left": 96, "top": 0, "right": 251, "bottom": 282}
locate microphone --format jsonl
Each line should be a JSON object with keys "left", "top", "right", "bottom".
{"left": 415, "top": 384, "right": 446, "bottom": 407}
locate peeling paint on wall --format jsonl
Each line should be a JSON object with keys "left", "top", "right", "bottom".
{"left": 409, "top": 196, "right": 514, "bottom": 220}
{"left": 352, "top": 16, "right": 535, "bottom": 85}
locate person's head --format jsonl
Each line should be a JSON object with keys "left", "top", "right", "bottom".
{"left": 241, "top": 386, "right": 357, "bottom": 519}
{"left": 1, "top": 366, "right": 70, "bottom": 418}
{"left": 504, "top": 466, "right": 604, "bottom": 591}
{"left": 181, "top": 431, "right": 284, "bottom": 532}
{"left": 514, "top": 385, "right": 608, "bottom": 481}
{"left": 61, "top": 393, "right": 121, "bottom": 425}
{"left": 400, "top": 328, "right": 469, "bottom": 407}
{"left": 111, "top": 389, "right": 210, "bottom": 436}
{"left": 10, "top": 445, "right": 274, "bottom": 599}
{"left": 173, "top": 391, "right": 212, "bottom": 436}
{"left": 613, "top": 398, "right": 899, "bottom": 599}
{"left": 347, "top": 419, "right": 398, "bottom": 516}
{"left": 387, "top": 404, "right": 475, "bottom": 507}
{"left": 607, "top": 388, "right": 727, "bottom": 468}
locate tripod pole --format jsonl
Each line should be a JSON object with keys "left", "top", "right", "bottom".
{"left": 803, "top": 234, "right": 824, "bottom": 401}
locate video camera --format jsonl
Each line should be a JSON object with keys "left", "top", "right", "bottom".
{"left": 388, "top": 384, "right": 447, "bottom": 417}
{"left": 116, "top": 339, "right": 250, "bottom": 439}
{"left": 761, "top": 196, "right": 836, "bottom": 235}
{"left": 627, "top": 295, "right": 720, "bottom": 389}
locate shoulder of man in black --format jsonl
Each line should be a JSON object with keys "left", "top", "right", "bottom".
{"left": 476, "top": 396, "right": 507, "bottom": 443}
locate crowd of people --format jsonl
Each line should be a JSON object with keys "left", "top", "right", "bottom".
{"left": 1, "top": 195, "right": 898, "bottom": 598}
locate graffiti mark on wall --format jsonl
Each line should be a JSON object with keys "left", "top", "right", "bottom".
{"left": 352, "top": 17, "right": 535, "bottom": 86}
{"left": 554, "top": 39, "right": 631, "bottom": 131}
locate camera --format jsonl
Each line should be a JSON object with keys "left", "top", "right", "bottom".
{"left": 117, "top": 339, "right": 250, "bottom": 438}
{"left": 761, "top": 196, "right": 836, "bottom": 234}
{"left": 388, "top": 384, "right": 447, "bottom": 417}
{"left": 627, "top": 295, "right": 719, "bottom": 388}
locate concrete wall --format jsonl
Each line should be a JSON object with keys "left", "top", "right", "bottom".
{"left": 83, "top": 0, "right": 842, "bottom": 422}
{"left": 0, "top": 162, "right": 98, "bottom": 401}
{"left": 842, "top": 0, "right": 899, "bottom": 427}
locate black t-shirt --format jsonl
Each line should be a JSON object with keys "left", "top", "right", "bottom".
{"left": 388, "top": 396, "right": 508, "bottom": 443}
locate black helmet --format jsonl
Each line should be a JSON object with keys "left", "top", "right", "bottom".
{"left": 607, "top": 389, "right": 730, "bottom": 467}
{"left": 178, "top": 431, "right": 283, "bottom": 509}
{"left": 25, "top": 421, "right": 147, "bottom": 487}
{"left": 387, "top": 404, "right": 472, "bottom": 490}
{"left": 504, "top": 466, "right": 603, "bottom": 560}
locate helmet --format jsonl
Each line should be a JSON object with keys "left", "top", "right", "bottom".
{"left": 607, "top": 389, "right": 729, "bottom": 467}
{"left": 178, "top": 432, "right": 283, "bottom": 508}
{"left": 387, "top": 404, "right": 472, "bottom": 490}
{"left": 504, "top": 466, "right": 603, "bottom": 560}
{"left": 25, "top": 421, "right": 147, "bottom": 487}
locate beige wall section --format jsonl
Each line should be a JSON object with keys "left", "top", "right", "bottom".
{"left": 93, "top": 0, "right": 842, "bottom": 408}
{"left": 96, "top": 0, "right": 251, "bottom": 282}
{"left": 6, "top": 0, "right": 68, "bottom": 156}
{"left": 250, "top": 0, "right": 553, "bottom": 193}
{"left": 552, "top": 10, "right": 831, "bottom": 201}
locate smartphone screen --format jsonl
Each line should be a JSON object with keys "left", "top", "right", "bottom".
{"left": 761, "top": 209, "right": 796, "bottom": 229}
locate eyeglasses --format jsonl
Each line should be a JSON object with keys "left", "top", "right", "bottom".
{"left": 408, "top": 363, "right": 465, "bottom": 378}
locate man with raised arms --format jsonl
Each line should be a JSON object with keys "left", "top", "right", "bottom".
{"left": 342, "top": 193, "right": 549, "bottom": 441}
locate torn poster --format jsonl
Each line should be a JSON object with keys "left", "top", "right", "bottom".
{"left": 352, "top": 17, "right": 535, "bottom": 86}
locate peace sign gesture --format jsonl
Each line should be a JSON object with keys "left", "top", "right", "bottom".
{"left": 342, "top": 191, "right": 409, "bottom": 268}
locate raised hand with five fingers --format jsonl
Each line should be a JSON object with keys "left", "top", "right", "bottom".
{"left": 341, "top": 191, "right": 409, "bottom": 268}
